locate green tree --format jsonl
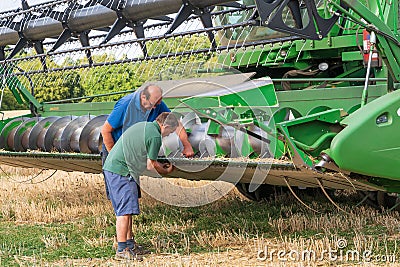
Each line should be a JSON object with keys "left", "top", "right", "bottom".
{"left": 33, "top": 71, "right": 84, "bottom": 102}
{"left": 80, "top": 63, "right": 140, "bottom": 102}
{"left": 0, "top": 89, "right": 26, "bottom": 110}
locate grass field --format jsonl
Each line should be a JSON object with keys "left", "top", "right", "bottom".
{"left": 0, "top": 165, "right": 399, "bottom": 266}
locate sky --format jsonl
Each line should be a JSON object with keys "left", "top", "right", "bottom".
{"left": 0, "top": 0, "right": 196, "bottom": 60}
{"left": 1, "top": 0, "right": 62, "bottom": 12}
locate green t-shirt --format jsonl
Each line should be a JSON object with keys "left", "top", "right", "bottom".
{"left": 103, "top": 121, "right": 162, "bottom": 178}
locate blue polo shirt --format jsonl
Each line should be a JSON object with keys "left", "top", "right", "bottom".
{"left": 107, "top": 91, "right": 170, "bottom": 142}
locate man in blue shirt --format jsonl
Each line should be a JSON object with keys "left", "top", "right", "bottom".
{"left": 101, "top": 84, "right": 194, "bottom": 157}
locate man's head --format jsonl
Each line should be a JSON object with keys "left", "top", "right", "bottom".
{"left": 140, "top": 84, "right": 163, "bottom": 110}
{"left": 156, "top": 112, "right": 179, "bottom": 137}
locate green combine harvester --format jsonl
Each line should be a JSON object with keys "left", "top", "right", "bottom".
{"left": 0, "top": 0, "right": 399, "bottom": 208}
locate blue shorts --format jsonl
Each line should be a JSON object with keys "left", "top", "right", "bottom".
{"left": 102, "top": 145, "right": 141, "bottom": 199}
{"left": 103, "top": 170, "right": 140, "bottom": 216}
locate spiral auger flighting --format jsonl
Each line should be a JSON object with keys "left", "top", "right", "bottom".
{"left": 0, "top": 114, "right": 106, "bottom": 154}
{"left": 0, "top": 113, "right": 107, "bottom": 173}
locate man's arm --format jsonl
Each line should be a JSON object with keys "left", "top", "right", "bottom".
{"left": 101, "top": 121, "right": 115, "bottom": 152}
{"left": 176, "top": 121, "right": 194, "bottom": 157}
{"left": 147, "top": 159, "right": 174, "bottom": 175}
{"left": 156, "top": 102, "right": 194, "bottom": 157}
{"left": 101, "top": 95, "right": 129, "bottom": 152}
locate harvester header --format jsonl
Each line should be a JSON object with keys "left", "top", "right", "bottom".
{"left": 0, "top": 0, "right": 399, "bottom": 208}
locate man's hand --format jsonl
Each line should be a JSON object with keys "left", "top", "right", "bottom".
{"left": 162, "top": 163, "right": 174, "bottom": 173}
{"left": 176, "top": 122, "right": 194, "bottom": 158}
{"left": 182, "top": 145, "right": 194, "bottom": 158}
{"left": 147, "top": 159, "right": 174, "bottom": 175}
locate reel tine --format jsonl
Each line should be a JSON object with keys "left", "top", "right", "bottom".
{"left": 283, "top": 177, "right": 319, "bottom": 213}
{"left": 388, "top": 200, "right": 400, "bottom": 212}
{"left": 378, "top": 192, "right": 400, "bottom": 212}
{"left": 315, "top": 178, "right": 348, "bottom": 213}
{"left": 355, "top": 193, "right": 370, "bottom": 207}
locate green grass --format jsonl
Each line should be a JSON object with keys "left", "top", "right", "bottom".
{"left": 1, "top": 172, "right": 400, "bottom": 266}
{"left": 1, "top": 194, "right": 400, "bottom": 266}
{"left": 0, "top": 220, "right": 113, "bottom": 266}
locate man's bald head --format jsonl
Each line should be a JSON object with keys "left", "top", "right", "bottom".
{"left": 143, "top": 85, "right": 162, "bottom": 98}
{"left": 141, "top": 84, "right": 163, "bottom": 110}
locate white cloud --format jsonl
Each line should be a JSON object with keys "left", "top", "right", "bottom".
{"left": 1, "top": 0, "right": 21, "bottom": 11}
{"left": 1, "top": 0, "right": 51, "bottom": 12}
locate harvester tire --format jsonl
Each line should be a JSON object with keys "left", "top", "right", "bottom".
{"left": 235, "top": 183, "right": 282, "bottom": 202}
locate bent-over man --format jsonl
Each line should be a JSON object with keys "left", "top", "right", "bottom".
{"left": 103, "top": 112, "right": 177, "bottom": 260}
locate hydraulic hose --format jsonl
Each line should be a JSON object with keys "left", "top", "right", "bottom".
{"left": 361, "top": 31, "right": 376, "bottom": 107}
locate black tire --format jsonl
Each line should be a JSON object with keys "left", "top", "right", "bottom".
{"left": 235, "top": 183, "right": 284, "bottom": 202}
{"left": 377, "top": 192, "right": 400, "bottom": 211}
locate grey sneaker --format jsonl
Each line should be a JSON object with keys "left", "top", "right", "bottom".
{"left": 132, "top": 244, "right": 150, "bottom": 255}
{"left": 112, "top": 236, "right": 149, "bottom": 255}
{"left": 115, "top": 248, "right": 143, "bottom": 261}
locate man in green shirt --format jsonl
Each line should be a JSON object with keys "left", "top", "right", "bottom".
{"left": 103, "top": 112, "right": 178, "bottom": 260}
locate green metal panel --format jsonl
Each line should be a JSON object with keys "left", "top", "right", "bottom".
{"left": 298, "top": 35, "right": 358, "bottom": 51}
{"left": 181, "top": 79, "right": 278, "bottom": 108}
{"left": 275, "top": 85, "right": 387, "bottom": 116}
{"left": 397, "top": 1, "right": 400, "bottom": 32}
{"left": 342, "top": 51, "right": 363, "bottom": 62}
{"left": 42, "top": 102, "right": 116, "bottom": 116}
{"left": 327, "top": 89, "right": 400, "bottom": 180}
{"left": 277, "top": 109, "right": 342, "bottom": 158}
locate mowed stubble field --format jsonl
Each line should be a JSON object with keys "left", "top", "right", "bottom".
{"left": 0, "top": 165, "right": 399, "bottom": 267}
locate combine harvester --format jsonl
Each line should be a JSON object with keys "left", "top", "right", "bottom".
{"left": 0, "top": 0, "right": 399, "bottom": 208}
